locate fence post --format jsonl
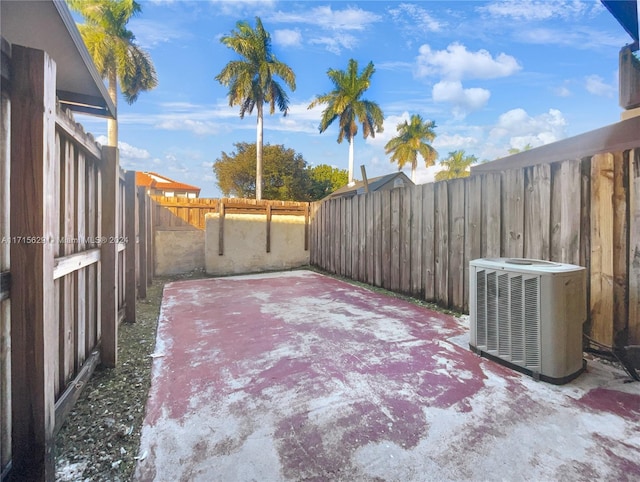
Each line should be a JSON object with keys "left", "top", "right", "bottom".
{"left": 9, "top": 45, "right": 57, "bottom": 481}
{"left": 124, "top": 171, "right": 137, "bottom": 322}
{"left": 138, "top": 186, "right": 148, "bottom": 299}
{"left": 101, "top": 146, "right": 119, "bottom": 367}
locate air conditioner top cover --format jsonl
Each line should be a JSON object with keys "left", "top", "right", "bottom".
{"left": 470, "top": 257, "right": 584, "bottom": 275}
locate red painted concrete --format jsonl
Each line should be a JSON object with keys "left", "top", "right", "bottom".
{"left": 135, "top": 270, "right": 640, "bottom": 481}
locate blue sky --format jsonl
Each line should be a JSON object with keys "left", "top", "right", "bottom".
{"left": 74, "top": 0, "right": 635, "bottom": 198}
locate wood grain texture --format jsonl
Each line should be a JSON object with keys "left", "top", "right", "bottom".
{"left": 100, "top": 146, "right": 119, "bottom": 368}
{"left": 422, "top": 184, "right": 435, "bottom": 301}
{"left": 524, "top": 164, "right": 551, "bottom": 260}
{"left": 465, "top": 176, "right": 482, "bottom": 312}
{"left": 390, "top": 189, "right": 401, "bottom": 292}
{"left": 9, "top": 45, "right": 57, "bottom": 480}
{"left": 448, "top": 179, "right": 465, "bottom": 310}
{"left": 435, "top": 182, "right": 449, "bottom": 307}
{"left": 481, "top": 173, "right": 501, "bottom": 258}
{"left": 124, "top": 171, "right": 137, "bottom": 322}
{"left": 410, "top": 187, "right": 423, "bottom": 297}
{"left": 501, "top": 169, "right": 524, "bottom": 258}
{"left": 550, "top": 160, "right": 581, "bottom": 264}
{"left": 589, "top": 153, "right": 615, "bottom": 347}
{"left": 629, "top": 149, "right": 640, "bottom": 345}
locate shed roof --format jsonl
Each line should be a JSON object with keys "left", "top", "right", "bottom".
{"left": 326, "top": 172, "right": 413, "bottom": 199}
{"left": 1, "top": 0, "right": 116, "bottom": 118}
{"left": 136, "top": 172, "right": 201, "bottom": 194}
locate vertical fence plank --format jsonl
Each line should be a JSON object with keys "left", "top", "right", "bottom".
{"left": 501, "top": 169, "right": 525, "bottom": 258}
{"left": 0, "top": 45, "right": 11, "bottom": 473}
{"left": 337, "top": 199, "right": 344, "bottom": 276}
{"left": 422, "top": 183, "right": 436, "bottom": 301}
{"left": 449, "top": 179, "right": 465, "bottom": 310}
{"left": 335, "top": 200, "right": 341, "bottom": 274}
{"left": 137, "top": 187, "right": 148, "bottom": 299}
{"left": 524, "top": 164, "right": 551, "bottom": 260}
{"left": 613, "top": 152, "right": 628, "bottom": 346}
{"left": 347, "top": 197, "right": 355, "bottom": 278}
{"left": 100, "top": 146, "right": 119, "bottom": 368}
{"left": 630, "top": 149, "right": 640, "bottom": 345}
{"left": 366, "top": 194, "right": 374, "bottom": 285}
{"left": 86, "top": 163, "right": 97, "bottom": 350}
{"left": 10, "top": 45, "right": 57, "bottom": 480}
{"left": 381, "top": 191, "right": 392, "bottom": 289}
{"left": 435, "top": 182, "right": 449, "bottom": 306}
{"left": 390, "top": 189, "right": 401, "bottom": 292}
{"left": 465, "top": 176, "right": 482, "bottom": 311}
{"left": 61, "top": 138, "right": 76, "bottom": 386}
{"left": 124, "top": 171, "right": 137, "bottom": 322}
{"left": 374, "top": 192, "right": 383, "bottom": 287}
{"left": 400, "top": 189, "right": 411, "bottom": 294}
{"left": 410, "top": 186, "right": 423, "bottom": 297}
{"left": 481, "top": 173, "right": 501, "bottom": 258}
{"left": 359, "top": 193, "right": 366, "bottom": 282}
{"left": 75, "top": 151, "right": 87, "bottom": 367}
{"left": 550, "top": 160, "right": 581, "bottom": 264}
{"left": 590, "top": 153, "right": 615, "bottom": 347}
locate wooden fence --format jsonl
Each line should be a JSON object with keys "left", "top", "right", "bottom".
{"left": 310, "top": 148, "right": 640, "bottom": 350}
{"left": 1, "top": 44, "right": 141, "bottom": 480}
{"left": 152, "top": 196, "right": 310, "bottom": 231}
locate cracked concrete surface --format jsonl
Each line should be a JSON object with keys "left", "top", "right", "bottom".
{"left": 135, "top": 270, "right": 640, "bottom": 481}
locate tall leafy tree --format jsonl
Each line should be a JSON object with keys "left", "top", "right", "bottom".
{"left": 308, "top": 164, "right": 349, "bottom": 199}
{"left": 214, "top": 142, "right": 310, "bottom": 201}
{"left": 435, "top": 150, "right": 478, "bottom": 181}
{"left": 384, "top": 114, "right": 437, "bottom": 183}
{"left": 68, "top": 0, "right": 158, "bottom": 147}
{"left": 215, "top": 17, "right": 296, "bottom": 201}
{"left": 308, "top": 59, "right": 384, "bottom": 185}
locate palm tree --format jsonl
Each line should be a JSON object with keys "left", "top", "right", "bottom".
{"left": 215, "top": 17, "right": 296, "bottom": 201}
{"left": 68, "top": 0, "right": 158, "bottom": 147}
{"left": 435, "top": 150, "right": 478, "bottom": 181}
{"left": 308, "top": 59, "right": 384, "bottom": 185}
{"left": 384, "top": 114, "right": 437, "bottom": 183}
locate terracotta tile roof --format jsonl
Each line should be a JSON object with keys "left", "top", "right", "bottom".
{"left": 135, "top": 171, "right": 201, "bottom": 194}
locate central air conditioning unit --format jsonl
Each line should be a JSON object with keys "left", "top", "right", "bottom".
{"left": 469, "top": 258, "right": 586, "bottom": 384}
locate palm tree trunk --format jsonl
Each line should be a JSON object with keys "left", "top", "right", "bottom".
{"left": 107, "top": 68, "right": 118, "bottom": 147}
{"left": 411, "top": 160, "right": 417, "bottom": 184}
{"left": 348, "top": 135, "right": 355, "bottom": 186}
{"left": 256, "top": 102, "right": 264, "bottom": 200}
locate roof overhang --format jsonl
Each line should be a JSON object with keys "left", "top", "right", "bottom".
{"left": 601, "top": 0, "right": 639, "bottom": 50}
{"left": 1, "top": 0, "right": 116, "bottom": 118}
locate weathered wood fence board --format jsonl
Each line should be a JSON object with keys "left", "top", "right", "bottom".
{"left": 2, "top": 42, "right": 143, "bottom": 479}
{"left": 630, "top": 149, "right": 640, "bottom": 344}
{"left": 0, "top": 37, "right": 11, "bottom": 478}
{"left": 311, "top": 148, "right": 640, "bottom": 349}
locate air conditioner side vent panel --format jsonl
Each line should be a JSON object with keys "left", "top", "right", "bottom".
{"left": 469, "top": 258, "right": 586, "bottom": 385}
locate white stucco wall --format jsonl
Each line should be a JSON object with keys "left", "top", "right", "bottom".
{"left": 205, "top": 213, "right": 309, "bottom": 276}
{"left": 155, "top": 229, "right": 205, "bottom": 275}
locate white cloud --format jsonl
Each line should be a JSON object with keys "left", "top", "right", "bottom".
{"left": 516, "top": 27, "right": 624, "bottom": 50}
{"left": 273, "top": 29, "right": 302, "bottom": 48}
{"left": 269, "top": 6, "right": 380, "bottom": 31}
{"left": 415, "top": 43, "right": 521, "bottom": 81}
{"left": 480, "top": 0, "right": 588, "bottom": 20}
{"left": 210, "top": 0, "right": 276, "bottom": 16}
{"left": 432, "top": 80, "right": 491, "bottom": 118}
{"left": 388, "top": 3, "right": 442, "bottom": 33}
{"left": 553, "top": 85, "right": 572, "bottom": 97}
{"left": 309, "top": 34, "right": 358, "bottom": 55}
{"left": 488, "top": 108, "right": 567, "bottom": 155}
{"left": 585, "top": 74, "right": 615, "bottom": 98}
{"left": 432, "top": 133, "right": 479, "bottom": 150}
{"left": 128, "top": 19, "right": 186, "bottom": 49}
{"left": 366, "top": 112, "right": 411, "bottom": 147}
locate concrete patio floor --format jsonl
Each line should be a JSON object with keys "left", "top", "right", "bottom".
{"left": 135, "top": 270, "right": 640, "bottom": 481}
